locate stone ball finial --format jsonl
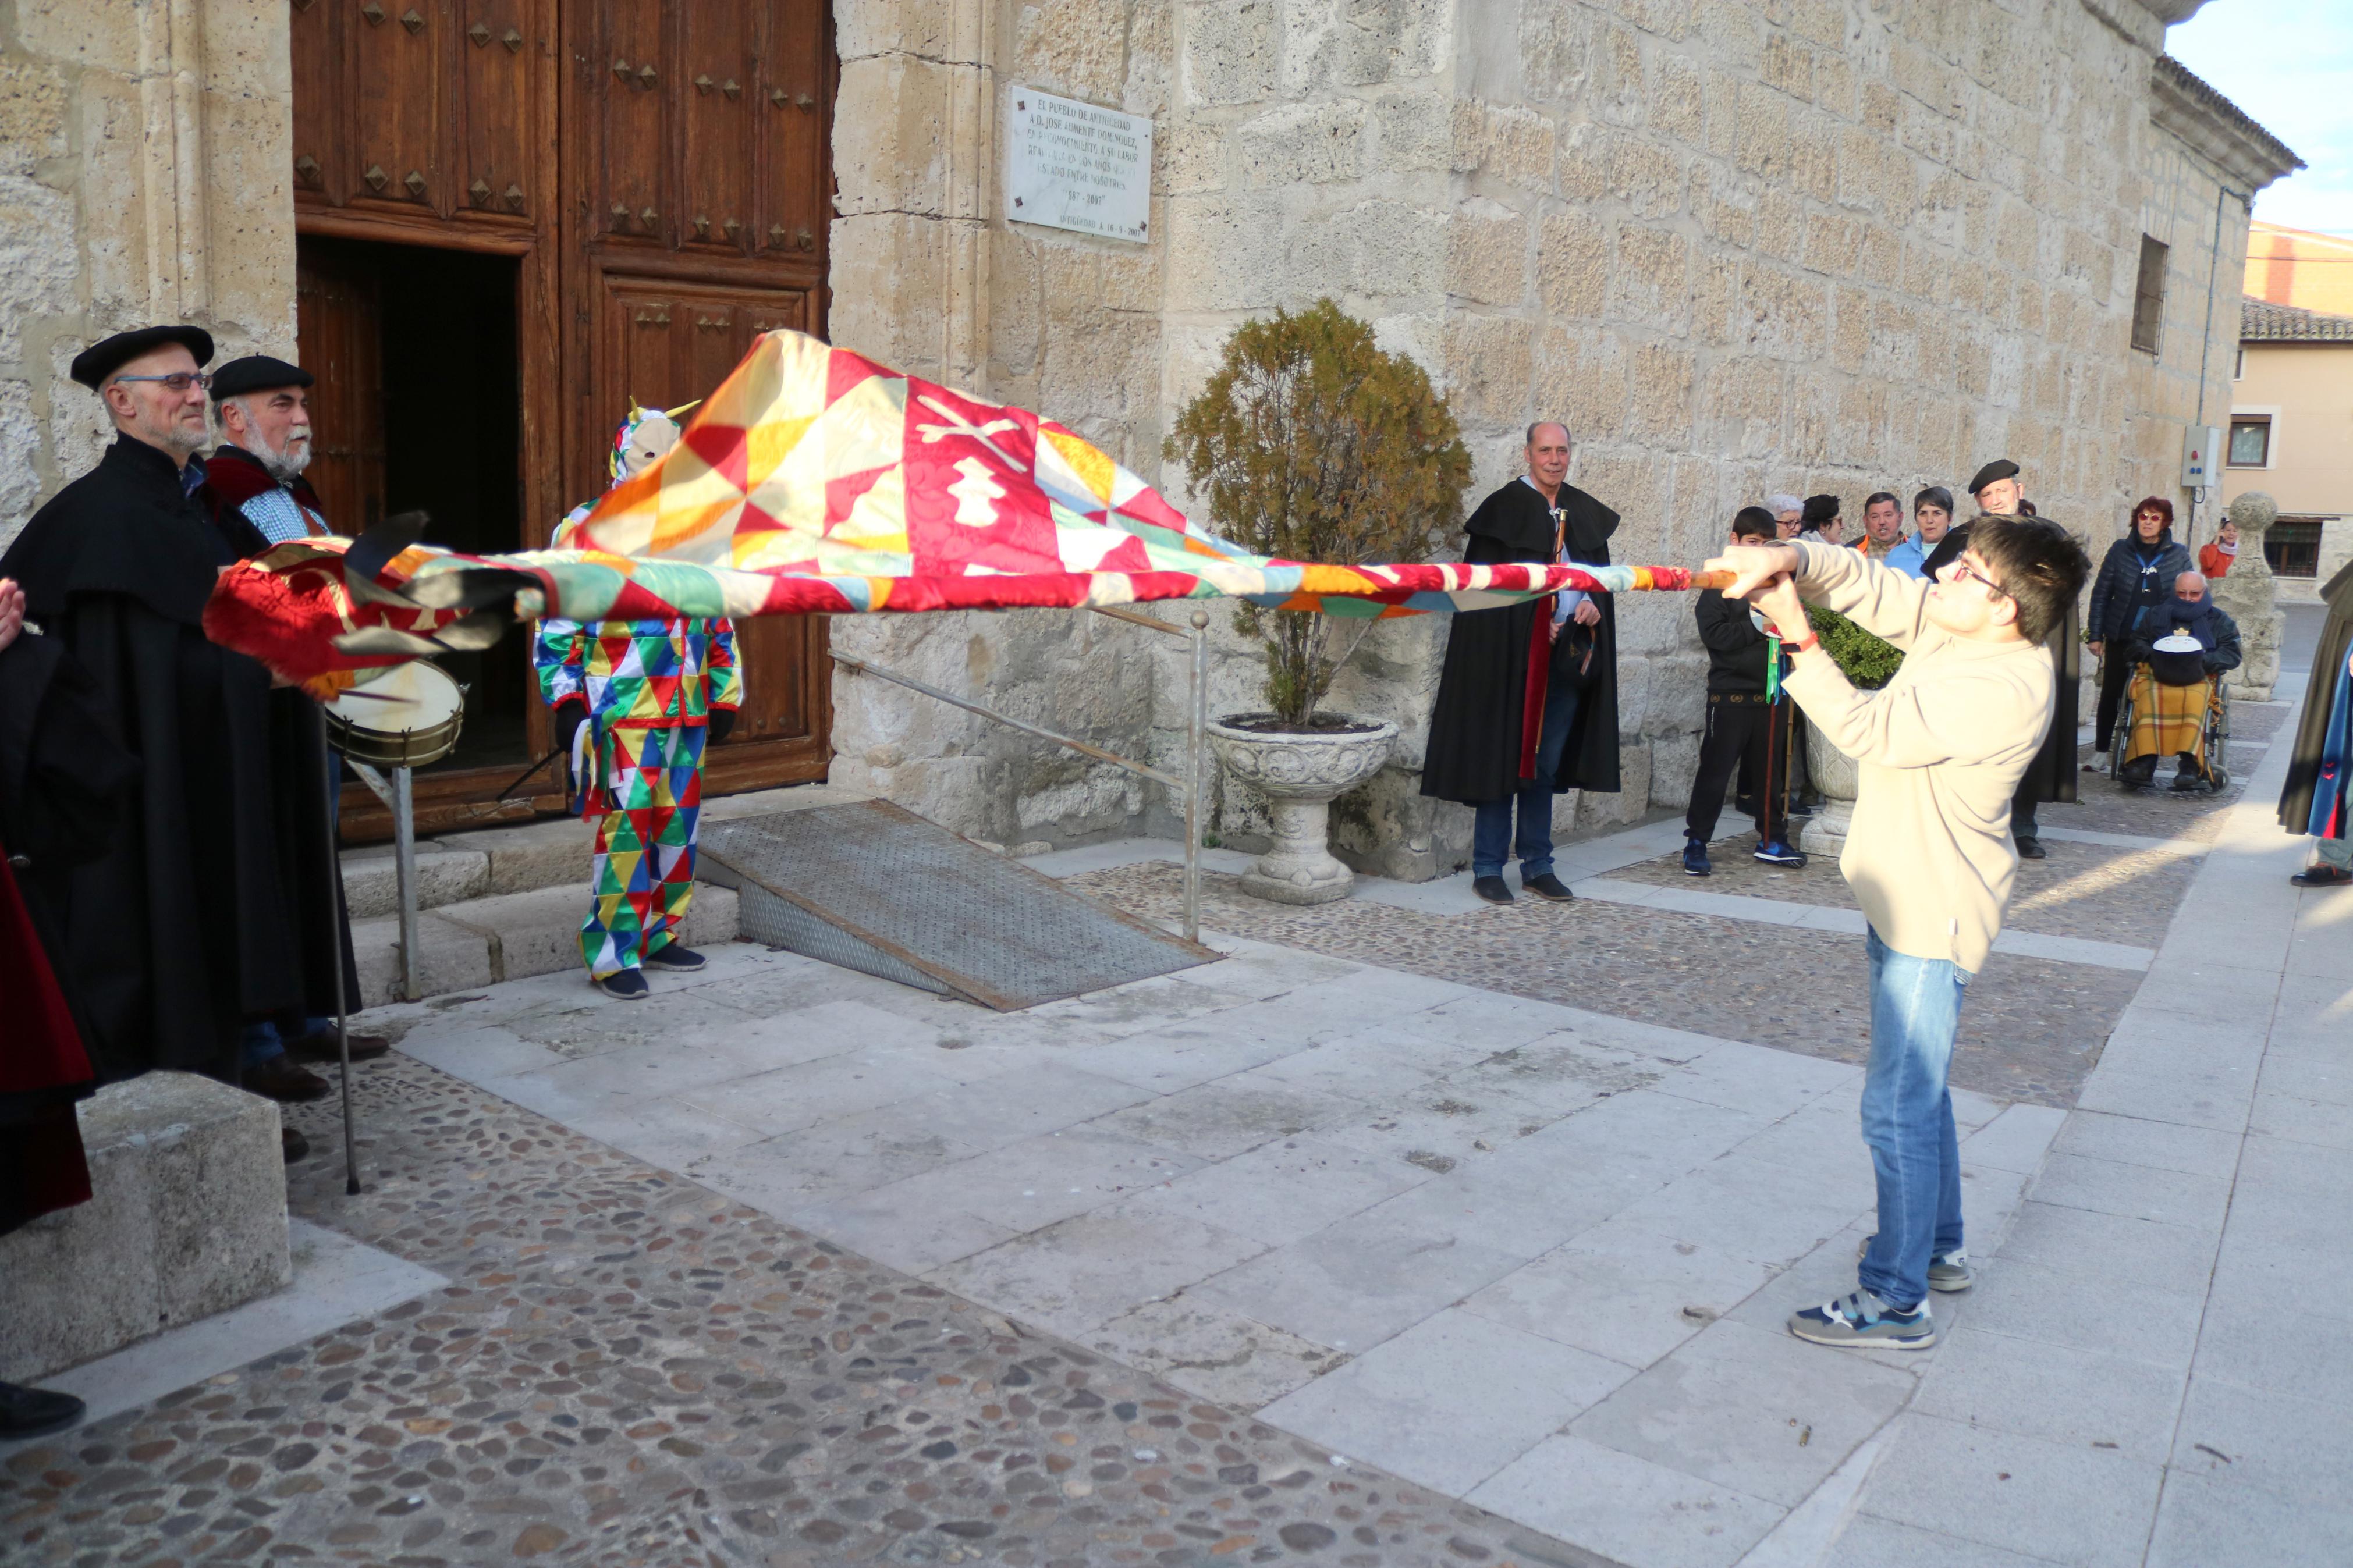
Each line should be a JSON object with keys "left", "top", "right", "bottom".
{"left": 2227, "top": 492, "right": 2279, "bottom": 538}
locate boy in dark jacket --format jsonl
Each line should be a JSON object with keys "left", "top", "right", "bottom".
{"left": 1682, "top": 507, "right": 1805, "bottom": 875}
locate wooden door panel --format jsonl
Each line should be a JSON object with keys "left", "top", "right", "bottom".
{"left": 758, "top": 0, "right": 831, "bottom": 266}
{"left": 458, "top": 0, "right": 534, "bottom": 222}
{"left": 682, "top": 3, "right": 757, "bottom": 258}
{"left": 288, "top": 0, "right": 343, "bottom": 204}
{"left": 294, "top": 246, "right": 387, "bottom": 534}
{"left": 350, "top": 0, "right": 446, "bottom": 215}
{"left": 594, "top": 1, "right": 669, "bottom": 244}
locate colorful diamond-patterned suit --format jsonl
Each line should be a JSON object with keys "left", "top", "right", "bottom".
{"left": 535, "top": 498, "right": 741, "bottom": 977}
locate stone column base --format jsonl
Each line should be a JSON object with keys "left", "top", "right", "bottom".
{"left": 1799, "top": 798, "right": 1855, "bottom": 859}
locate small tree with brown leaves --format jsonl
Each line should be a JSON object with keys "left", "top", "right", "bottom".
{"left": 1166, "top": 299, "right": 1471, "bottom": 728}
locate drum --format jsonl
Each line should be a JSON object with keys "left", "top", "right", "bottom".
{"left": 325, "top": 662, "right": 467, "bottom": 769}
{"left": 2148, "top": 633, "right": 2208, "bottom": 688}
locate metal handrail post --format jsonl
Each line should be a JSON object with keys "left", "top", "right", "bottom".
{"left": 393, "top": 765, "right": 420, "bottom": 1002}
{"left": 1186, "top": 609, "right": 1208, "bottom": 944}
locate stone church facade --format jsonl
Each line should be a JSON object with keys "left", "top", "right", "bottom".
{"left": 0, "top": 0, "right": 2299, "bottom": 876}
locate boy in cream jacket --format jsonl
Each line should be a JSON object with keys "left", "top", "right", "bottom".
{"left": 1708, "top": 517, "right": 2091, "bottom": 1350}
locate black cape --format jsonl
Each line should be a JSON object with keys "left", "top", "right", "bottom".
{"left": 0, "top": 436, "right": 357, "bottom": 1083}
{"left": 1422, "top": 481, "right": 1621, "bottom": 803}
{"left": 1923, "top": 520, "right": 2079, "bottom": 805}
{"left": 2280, "top": 560, "right": 2353, "bottom": 836}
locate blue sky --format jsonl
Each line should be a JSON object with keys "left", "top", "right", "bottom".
{"left": 2169, "top": 2, "right": 2353, "bottom": 234}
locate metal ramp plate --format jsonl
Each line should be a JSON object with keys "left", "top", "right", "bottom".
{"left": 698, "top": 801, "right": 1216, "bottom": 1009}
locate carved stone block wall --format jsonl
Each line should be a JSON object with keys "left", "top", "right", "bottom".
{"left": 0, "top": 1, "right": 299, "bottom": 546}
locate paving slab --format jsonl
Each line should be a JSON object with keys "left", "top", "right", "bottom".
{"left": 1257, "top": 1308, "right": 1634, "bottom": 1496}
{"left": 1467, "top": 1434, "right": 1785, "bottom": 1568}
{"left": 1857, "top": 1411, "right": 2164, "bottom": 1568}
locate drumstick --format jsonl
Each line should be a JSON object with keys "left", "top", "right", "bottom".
{"left": 333, "top": 687, "right": 404, "bottom": 702}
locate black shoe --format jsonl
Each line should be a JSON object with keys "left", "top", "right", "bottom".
{"left": 2015, "top": 837, "right": 2047, "bottom": 861}
{"left": 0, "top": 1381, "right": 86, "bottom": 1441}
{"left": 1472, "top": 875, "right": 1514, "bottom": 905}
{"left": 2118, "top": 758, "right": 2157, "bottom": 788}
{"left": 282, "top": 1127, "right": 310, "bottom": 1164}
{"left": 1733, "top": 795, "right": 1758, "bottom": 820}
{"left": 2292, "top": 863, "right": 2353, "bottom": 888}
{"left": 593, "top": 969, "right": 652, "bottom": 1000}
{"left": 1784, "top": 799, "right": 1817, "bottom": 819}
{"left": 287, "top": 1028, "right": 391, "bottom": 1064}
{"left": 643, "top": 943, "right": 708, "bottom": 973}
{"left": 244, "top": 1056, "right": 332, "bottom": 1104}
{"left": 1683, "top": 838, "right": 1712, "bottom": 877}
{"left": 1522, "top": 872, "right": 1574, "bottom": 902}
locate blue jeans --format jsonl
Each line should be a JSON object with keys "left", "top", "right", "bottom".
{"left": 1857, "top": 928, "right": 1968, "bottom": 1310}
{"left": 1472, "top": 682, "right": 1581, "bottom": 879}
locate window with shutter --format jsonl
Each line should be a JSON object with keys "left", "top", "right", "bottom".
{"left": 2131, "top": 236, "right": 2168, "bottom": 355}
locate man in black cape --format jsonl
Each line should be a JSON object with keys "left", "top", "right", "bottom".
{"left": 1422, "top": 422, "right": 1621, "bottom": 903}
{"left": 0, "top": 326, "right": 356, "bottom": 1139}
{"left": 1923, "top": 458, "right": 2078, "bottom": 858}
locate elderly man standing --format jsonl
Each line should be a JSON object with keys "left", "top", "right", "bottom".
{"left": 1925, "top": 460, "right": 2079, "bottom": 858}
{"left": 1422, "top": 422, "right": 1623, "bottom": 904}
{"left": 0, "top": 328, "right": 349, "bottom": 1155}
{"left": 201, "top": 355, "right": 381, "bottom": 1079}
{"left": 205, "top": 355, "right": 329, "bottom": 542}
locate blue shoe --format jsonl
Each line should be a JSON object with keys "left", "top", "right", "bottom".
{"left": 643, "top": 943, "right": 708, "bottom": 973}
{"left": 592, "top": 969, "right": 651, "bottom": 1000}
{"left": 1682, "top": 838, "right": 1712, "bottom": 877}
{"left": 1754, "top": 838, "right": 1807, "bottom": 866}
{"left": 1788, "top": 1289, "right": 1935, "bottom": 1350}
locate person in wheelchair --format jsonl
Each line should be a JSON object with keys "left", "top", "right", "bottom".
{"left": 2117, "top": 570, "right": 2240, "bottom": 791}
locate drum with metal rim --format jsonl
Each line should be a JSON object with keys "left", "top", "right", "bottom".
{"left": 325, "top": 661, "right": 467, "bottom": 770}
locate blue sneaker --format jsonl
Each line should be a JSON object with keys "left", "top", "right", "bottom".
{"left": 1683, "top": 838, "right": 1712, "bottom": 877}
{"left": 1754, "top": 837, "right": 1807, "bottom": 866}
{"left": 592, "top": 969, "right": 651, "bottom": 1000}
{"left": 1788, "top": 1289, "right": 1935, "bottom": 1350}
{"left": 643, "top": 943, "right": 708, "bottom": 973}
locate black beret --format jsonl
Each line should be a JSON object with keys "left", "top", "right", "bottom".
{"left": 1967, "top": 458, "right": 2020, "bottom": 496}
{"left": 211, "top": 354, "right": 315, "bottom": 401}
{"left": 69, "top": 324, "right": 215, "bottom": 389}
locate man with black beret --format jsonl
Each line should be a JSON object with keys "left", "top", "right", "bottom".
{"left": 206, "top": 354, "right": 328, "bottom": 543}
{"left": 1923, "top": 458, "right": 2080, "bottom": 858}
{"left": 0, "top": 328, "right": 356, "bottom": 1147}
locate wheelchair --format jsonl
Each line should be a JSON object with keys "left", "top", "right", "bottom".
{"left": 2108, "top": 655, "right": 2230, "bottom": 792}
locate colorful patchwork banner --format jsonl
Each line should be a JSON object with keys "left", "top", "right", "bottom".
{"left": 205, "top": 328, "right": 1702, "bottom": 687}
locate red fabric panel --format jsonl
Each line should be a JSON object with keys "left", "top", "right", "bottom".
{"left": 0, "top": 851, "right": 91, "bottom": 1097}
{"left": 1520, "top": 606, "right": 1552, "bottom": 781}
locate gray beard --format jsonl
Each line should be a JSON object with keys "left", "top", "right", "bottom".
{"left": 258, "top": 443, "right": 312, "bottom": 482}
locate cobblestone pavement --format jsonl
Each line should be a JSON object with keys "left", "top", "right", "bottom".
{"left": 2, "top": 1055, "right": 1566, "bottom": 1568}
{"left": 1603, "top": 834, "right": 2198, "bottom": 949}
{"left": 1065, "top": 865, "right": 2135, "bottom": 1108}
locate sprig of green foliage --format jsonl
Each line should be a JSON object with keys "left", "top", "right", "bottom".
{"left": 1805, "top": 606, "right": 1904, "bottom": 690}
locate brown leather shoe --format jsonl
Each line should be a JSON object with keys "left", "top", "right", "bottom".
{"left": 244, "top": 1056, "right": 332, "bottom": 1104}
{"left": 286, "top": 1029, "right": 391, "bottom": 1064}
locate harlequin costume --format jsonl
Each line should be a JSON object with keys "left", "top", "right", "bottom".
{"left": 533, "top": 403, "right": 741, "bottom": 995}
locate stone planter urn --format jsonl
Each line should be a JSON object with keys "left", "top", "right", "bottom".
{"left": 1798, "top": 716, "right": 1859, "bottom": 859}
{"left": 2213, "top": 491, "right": 2282, "bottom": 702}
{"left": 1206, "top": 714, "right": 1398, "bottom": 905}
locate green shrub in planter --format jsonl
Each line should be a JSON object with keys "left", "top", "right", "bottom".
{"left": 1805, "top": 606, "right": 1904, "bottom": 690}
{"left": 1166, "top": 299, "right": 1470, "bottom": 728}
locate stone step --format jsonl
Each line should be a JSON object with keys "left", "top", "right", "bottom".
{"left": 350, "top": 881, "right": 743, "bottom": 1008}
{"left": 337, "top": 781, "right": 872, "bottom": 918}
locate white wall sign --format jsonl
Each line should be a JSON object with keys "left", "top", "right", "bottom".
{"left": 1006, "top": 87, "right": 1151, "bottom": 244}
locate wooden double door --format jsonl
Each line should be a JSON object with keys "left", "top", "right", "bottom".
{"left": 289, "top": 0, "right": 835, "bottom": 835}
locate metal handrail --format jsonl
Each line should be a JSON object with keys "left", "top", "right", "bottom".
{"left": 831, "top": 604, "right": 1212, "bottom": 943}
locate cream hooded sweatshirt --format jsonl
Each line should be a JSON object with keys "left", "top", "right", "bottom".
{"left": 1782, "top": 542, "right": 2056, "bottom": 973}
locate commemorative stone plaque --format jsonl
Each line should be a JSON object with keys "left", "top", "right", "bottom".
{"left": 1006, "top": 87, "right": 1151, "bottom": 243}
